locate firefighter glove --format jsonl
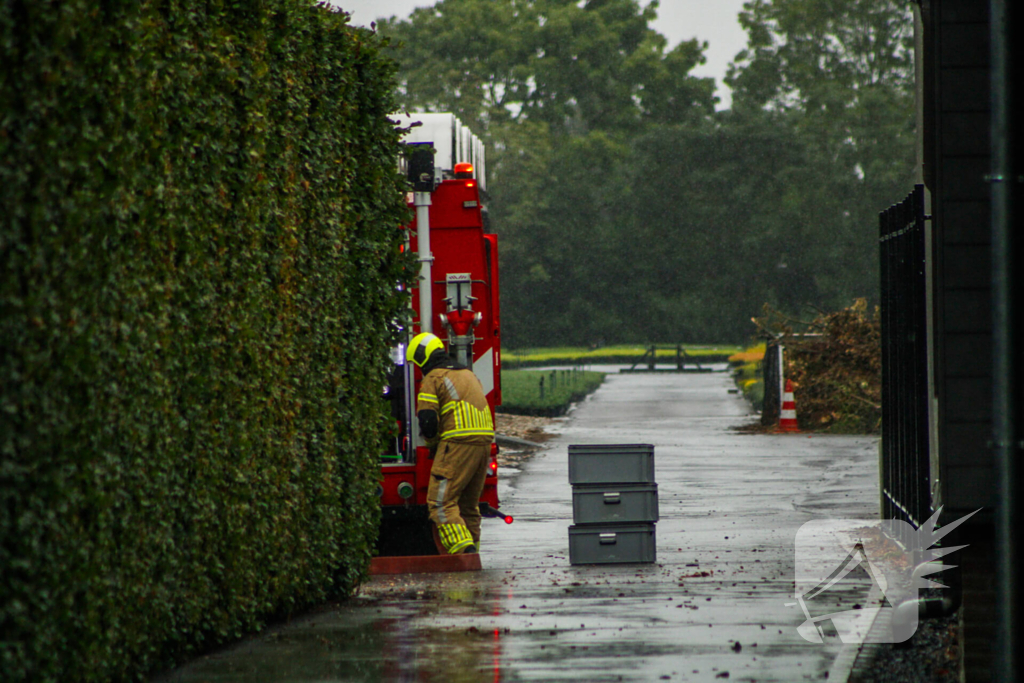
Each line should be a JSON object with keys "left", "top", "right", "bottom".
{"left": 417, "top": 409, "right": 439, "bottom": 439}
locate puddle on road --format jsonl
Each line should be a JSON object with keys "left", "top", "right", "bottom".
{"left": 161, "top": 594, "right": 507, "bottom": 683}
{"left": 161, "top": 565, "right": 837, "bottom": 683}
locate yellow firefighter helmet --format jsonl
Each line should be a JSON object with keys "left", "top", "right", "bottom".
{"left": 407, "top": 332, "right": 445, "bottom": 368}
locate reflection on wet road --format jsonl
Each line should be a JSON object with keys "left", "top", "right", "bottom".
{"left": 160, "top": 368, "right": 879, "bottom": 682}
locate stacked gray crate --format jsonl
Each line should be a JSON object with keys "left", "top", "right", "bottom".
{"left": 568, "top": 444, "right": 658, "bottom": 565}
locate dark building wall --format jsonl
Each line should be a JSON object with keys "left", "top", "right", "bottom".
{"left": 912, "top": 0, "right": 1022, "bottom": 678}
{"left": 920, "top": 2, "right": 1002, "bottom": 680}
{"left": 924, "top": 0, "right": 994, "bottom": 514}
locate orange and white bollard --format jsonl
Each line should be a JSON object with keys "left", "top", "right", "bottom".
{"left": 778, "top": 379, "right": 800, "bottom": 433}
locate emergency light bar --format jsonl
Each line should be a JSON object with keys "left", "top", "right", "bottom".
{"left": 394, "top": 113, "right": 486, "bottom": 192}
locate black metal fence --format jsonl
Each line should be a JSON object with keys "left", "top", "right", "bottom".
{"left": 622, "top": 345, "right": 710, "bottom": 373}
{"left": 879, "top": 184, "right": 931, "bottom": 527}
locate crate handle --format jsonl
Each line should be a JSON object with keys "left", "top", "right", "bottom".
{"left": 599, "top": 533, "right": 617, "bottom": 545}
{"left": 603, "top": 492, "right": 621, "bottom": 504}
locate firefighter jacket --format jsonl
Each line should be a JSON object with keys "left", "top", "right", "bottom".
{"left": 416, "top": 366, "right": 494, "bottom": 445}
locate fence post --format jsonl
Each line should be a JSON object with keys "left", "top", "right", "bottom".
{"left": 778, "top": 344, "right": 785, "bottom": 412}
{"left": 761, "top": 340, "right": 782, "bottom": 426}
{"left": 539, "top": 376, "right": 545, "bottom": 400}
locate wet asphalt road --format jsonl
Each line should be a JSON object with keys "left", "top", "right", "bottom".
{"left": 161, "top": 367, "right": 879, "bottom": 683}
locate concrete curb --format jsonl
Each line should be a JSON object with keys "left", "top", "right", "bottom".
{"left": 495, "top": 433, "right": 545, "bottom": 450}
{"left": 828, "top": 581, "right": 890, "bottom": 683}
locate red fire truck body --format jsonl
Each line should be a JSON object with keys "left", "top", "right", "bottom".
{"left": 377, "top": 114, "right": 503, "bottom": 556}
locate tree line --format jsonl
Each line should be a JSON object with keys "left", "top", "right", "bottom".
{"left": 380, "top": 0, "right": 916, "bottom": 348}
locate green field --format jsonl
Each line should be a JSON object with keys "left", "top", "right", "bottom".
{"left": 499, "top": 369, "right": 606, "bottom": 416}
{"left": 504, "top": 344, "right": 741, "bottom": 368}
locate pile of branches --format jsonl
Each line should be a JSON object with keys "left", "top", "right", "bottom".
{"left": 756, "top": 299, "right": 881, "bottom": 433}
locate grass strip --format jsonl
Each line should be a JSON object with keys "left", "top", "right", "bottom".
{"left": 499, "top": 369, "right": 606, "bottom": 417}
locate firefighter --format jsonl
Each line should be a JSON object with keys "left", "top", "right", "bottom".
{"left": 407, "top": 331, "right": 494, "bottom": 555}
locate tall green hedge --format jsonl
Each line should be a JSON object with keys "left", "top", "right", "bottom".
{"left": 0, "top": 2, "right": 413, "bottom": 680}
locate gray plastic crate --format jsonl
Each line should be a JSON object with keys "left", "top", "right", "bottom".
{"left": 568, "top": 444, "right": 655, "bottom": 485}
{"left": 572, "top": 483, "right": 659, "bottom": 524}
{"left": 568, "top": 523, "right": 656, "bottom": 565}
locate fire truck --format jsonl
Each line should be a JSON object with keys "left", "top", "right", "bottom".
{"left": 377, "top": 113, "right": 510, "bottom": 557}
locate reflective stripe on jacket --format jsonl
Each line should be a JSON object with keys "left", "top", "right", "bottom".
{"left": 417, "top": 366, "right": 494, "bottom": 441}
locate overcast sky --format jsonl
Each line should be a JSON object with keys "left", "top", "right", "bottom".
{"left": 328, "top": 0, "right": 748, "bottom": 110}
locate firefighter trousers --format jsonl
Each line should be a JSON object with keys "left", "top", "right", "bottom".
{"left": 426, "top": 438, "right": 490, "bottom": 554}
